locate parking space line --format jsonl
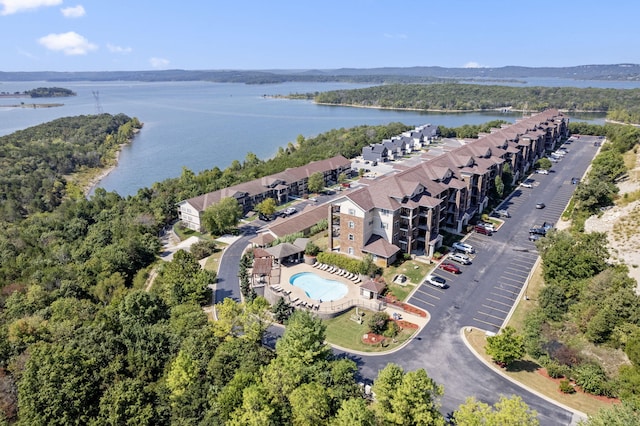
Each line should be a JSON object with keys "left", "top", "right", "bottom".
{"left": 497, "top": 281, "right": 521, "bottom": 290}
{"left": 486, "top": 298, "right": 513, "bottom": 308}
{"left": 472, "top": 317, "right": 502, "bottom": 329}
{"left": 500, "top": 275, "right": 524, "bottom": 284}
{"left": 482, "top": 304, "right": 510, "bottom": 314}
{"left": 477, "top": 310, "right": 506, "bottom": 321}
{"left": 503, "top": 270, "right": 529, "bottom": 279}
{"left": 493, "top": 286, "right": 519, "bottom": 296}
{"left": 415, "top": 289, "right": 441, "bottom": 300}
{"left": 490, "top": 292, "right": 516, "bottom": 301}
{"left": 409, "top": 297, "right": 435, "bottom": 308}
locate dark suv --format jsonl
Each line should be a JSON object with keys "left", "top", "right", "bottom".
{"left": 529, "top": 227, "right": 546, "bottom": 236}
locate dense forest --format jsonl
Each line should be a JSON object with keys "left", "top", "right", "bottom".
{"left": 1, "top": 111, "right": 639, "bottom": 423}
{"left": 0, "top": 114, "right": 141, "bottom": 222}
{"left": 313, "top": 83, "right": 640, "bottom": 117}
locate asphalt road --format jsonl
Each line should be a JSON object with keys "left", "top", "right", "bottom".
{"left": 225, "top": 136, "right": 603, "bottom": 424}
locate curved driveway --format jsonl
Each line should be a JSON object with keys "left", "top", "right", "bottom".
{"left": 220, "top": 136, "right": 601, "bottom": 424}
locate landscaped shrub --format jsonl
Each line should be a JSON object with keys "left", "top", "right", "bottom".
{"left": 559, "top": 379, "right": 576, "bottom": 394}
{"left": 383, "top": 320, "right": 400, "bottom": 338}
{"left": 574, "top": 363, "right": 610, "bottom": 396}
{"left": 545, "top": 360, "right": 568, "bottom": 379}
{"left": 189, "top": 239, "right": 218, "bottom": 259}
{"left": 316, "top": 252, "right": 364, "bottom": 275}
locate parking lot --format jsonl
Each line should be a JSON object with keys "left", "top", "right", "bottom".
{"left": 406, "top": 135, "right": 602, "bottom": 333}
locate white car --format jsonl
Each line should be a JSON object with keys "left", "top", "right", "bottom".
{"left": 284, "top": 207, "right": 297, "bottom": 215}
{"left": 477, "top": 221, "right": 495, "bottom": 232}
{"left": 452, "top": 242, "right": 475, "bottom": 254}
{"left": 536, "top": 169, "right": 549, "bottom": 175}
{"left": 520, "top": 182, "right": 533, "bottom": 188}
{"left": 425, "top": 274, "right": 447, "bottom": 288}
{"left": 448, "top": 253, "right": 471, "bottom": 265}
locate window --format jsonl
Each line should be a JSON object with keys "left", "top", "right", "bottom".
{"left": 348, "top": 208, "right": 356, "bottom": 215}
{"left": 348, "top": 234, "right": 354, "bottom": 241}
{"left": 381, "top": 209, "right": 390, "bottom": 216}
{"left": 348, "top": 247, "right": 354, "bottom": 255}
{"left": 380, "top": 222, "right": 388, "bottom": 229}
{"left": 348, "top": 221, "right": 355, "bottom": 229}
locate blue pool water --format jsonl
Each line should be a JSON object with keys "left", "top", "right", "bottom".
{"left": 289, "top": 272, "right": 349, "bottom": 301}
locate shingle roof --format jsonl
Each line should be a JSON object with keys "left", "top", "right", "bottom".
{"left": 362, "top": 234, "right": 401, "bottom": 258}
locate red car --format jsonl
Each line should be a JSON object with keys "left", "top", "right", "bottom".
{"left": 439, "top": 262, "right": 461, "bottom": 274}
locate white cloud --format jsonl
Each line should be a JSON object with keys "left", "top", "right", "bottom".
{"left": 463, "top": 62, "right": 484, "bottom": 68}
{"left": 38, "top": 31, "right": 98, "bottom": 55}
{"left": 107, "top": 43, "right": 132, "bottom": 54}
{"left": 383, "top": 33, "right": 408, "bottom": 40}
{"left": 61, "top": 5, "right": 85, "bottom": 18}
{"left": 0, "top": 0, "right": 62, "bottom": 15}
{"left": 150, "top": 57, "right": 170, "bottom": 69}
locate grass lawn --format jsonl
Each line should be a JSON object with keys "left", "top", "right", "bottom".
{"left": 324, "top": 308, "right": 415, "bottom": 353}
{"left": 465, "top": 328, "right": 618, "bottom": 416}
{"left": 202, "top": 243, "right": 228, "bottom": 272}
{"left": 382, "top": 260, "right": 432, "bottom": 287}
{"left": 174, "top": 225, "right": 203, "bottom": 241}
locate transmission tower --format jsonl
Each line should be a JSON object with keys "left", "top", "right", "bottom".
{"left": 92, "top": 90, "right": 103, "bottom": 114}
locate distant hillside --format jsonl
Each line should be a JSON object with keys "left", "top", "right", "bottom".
{"left": 1, "top": 63, "right": 639, "bottom": 84}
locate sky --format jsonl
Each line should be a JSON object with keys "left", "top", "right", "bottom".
{"left": 1, "top": 0, "right": 638, "bottom": 72}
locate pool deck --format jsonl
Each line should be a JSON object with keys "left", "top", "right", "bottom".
{"left": 276, "top": 263, "right": 363, "bottom": 309}
{"left": 268, "top": 263, "right": 429, "bottom": 329}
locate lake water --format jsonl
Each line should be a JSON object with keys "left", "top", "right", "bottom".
{"left": 1, "top": 78, "right": 635, "bottom": 196}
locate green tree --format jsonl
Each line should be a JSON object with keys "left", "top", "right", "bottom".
{"left": 493, "top": 175, "right": 505, "bottom": 198}
{"left": 485, "top": 326, "right": 525, "bottom": 367}
{"left": 331, "top": 398, "right": 375, "bottom": 426}
{"left": 308, "top": 171, "right": 325, "bottom": 193}
{"left": 367, "top": 311, "right": 389, "bottom": 335}
{"left": 271, "top": 297, "right": 293, "bottom": 324}
{"left": 289, "top": 382, "right": 332, "bottom": 426}
{"left": 202, "top": 196, "right": 242, "bottom": 235}
{"left": 255, "top": 198, "right": 277, "bottom": 216}
{"left": 535, "top": 157, "right": 553, "bottom": 170}
{"left": 95, "top": 378, "right": 158, "bottom": 426}
{"left": 579, "top": 401, "right": 640, "bottom": 425}
{"left": 17, "top": 343, "right": 101, "bottom": 425}
{"left": 372, "top": 363, "right": 445, "bottom": 426}
{"left": 227, "top": 384, "right": 277, "bottom": 426}
{"left": 454, "top": 395, "right": 539, "bottom": 426}
{"left": 275, "top": 310, "right": 331, "bottom": 365}
{"left": 626, "top": 330, "right": 640, "bottom": 366}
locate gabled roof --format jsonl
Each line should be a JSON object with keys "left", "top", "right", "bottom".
{"left": 362, "top": 234, "right": 401, "bottom": 259}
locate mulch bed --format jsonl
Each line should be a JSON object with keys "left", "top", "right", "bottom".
{"left": 536, "top": 368, "right": 621, "bottom": 404}
{"left": 383, "top": 295, "right": 427, "bottom": 318}
{"left": 361, "top": 320, "right": 419, "bottom": 345}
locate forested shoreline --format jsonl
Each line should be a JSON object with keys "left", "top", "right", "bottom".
{"left": 310, "top": 83, "right": 640, "bottom": 125}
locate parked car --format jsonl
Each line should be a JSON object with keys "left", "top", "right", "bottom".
{"left": 477, "top": 221, "right": 495, "bottom": 232}
{"left": 495, "top": 209, "right": 511, "bottom": 218}
{"left": 536, "top": 169, "right": 549, "bottom": 175}
{"left": 439, "top": 262, "right": 461, "bottom": 274}
{"left": 474, "top": 225, "right": 492, "bottom": 235}
{"left": 520, "top": 182, "right": 533, "bottom": 188}
{"left": 529, "top": 227, "right": 547, "bottom": 236}
{"left": 284, "top": 207, "right": 297, "bottom": 215}
{"left": 542, "top": 221, "right": 554, "bottom": 232}
{"left": 425, "top": 275, "right": 447, "bottom": 288}
{"left": 535, "top": 202, "right": 546, "bottom": 209}
{"left": 571, "top": 177, "right": 580, "bottom": 184}
{"left": 547, "top": 156, "right": 559, "bottom": 163}
{"left": 448, "top": 252, "right": 471, "bottom": 265}
{"left": 258, "top": 213, "right": 274, "bottom": 221}
{"left": 529, "top": 233, "right": 542, "bottom": 242}
{"left": 452, "top": 242, "right": 475, "bottom": 254}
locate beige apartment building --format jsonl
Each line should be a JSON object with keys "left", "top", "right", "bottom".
{"left": 329, "top": 109, "right": 568, "bottom": 266}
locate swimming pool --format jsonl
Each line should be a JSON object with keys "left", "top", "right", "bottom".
{"left": 289, "top": 272, "right": 348, "bottom": 301}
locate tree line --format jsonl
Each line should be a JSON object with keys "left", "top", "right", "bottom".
{"left": 313, "top": 83, "right": 640, "bottom": 119}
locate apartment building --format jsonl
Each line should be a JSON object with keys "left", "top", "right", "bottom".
{"left": 177, "top": 155, "right": 351, "bottom": 231}
{"left": 330, "top": 109, "right": 568, "bottom": 266}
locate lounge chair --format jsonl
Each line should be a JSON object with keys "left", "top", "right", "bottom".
{"left": 313, "top": 261, "right": 319, "bottom": 268}
{"left": 283, "top": 290, "right": 291, "bottom": 295}
{"left": 326, "top": 266, "right": 334, "bottom": 273}
{"left": 290, "top": 297, "right": 299, "bottom": 304}
{"left": 320, "top": 264, "right": 328, "bottom": 270}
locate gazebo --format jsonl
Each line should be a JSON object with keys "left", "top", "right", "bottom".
{"left": 264, "top": 242, "right": 304, "bottom": 265}
{"left": 252, "top": 257, "right": 273, "bottom": 285}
